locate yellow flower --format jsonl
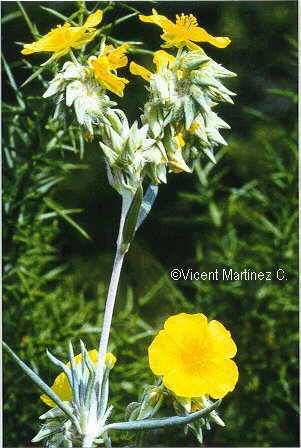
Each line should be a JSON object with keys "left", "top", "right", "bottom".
{"left": 41, "top": 350, "right": 116, "bottom": 407}
{"left": 139, "top": 9, "right": 231, "bottom": 51}
{"left": 130, "top": 49, "right": 175, "bottom": 81}
{"left": 188, "top": 121, "right": 201, "bottom": 134}
{"left": 21, "top": 10, "right": 103, "bottom": 63}
{"left": 148, "top": 313, "right": 238, "bottom": 399}
{"left": 168, "top": 134, "right": 191, "bottom": 174}
{"left": 176, "top": 133, "right": 185, "bottom": 148}
{"left": 89, "top": 44, "right": 129, "bottom": 97}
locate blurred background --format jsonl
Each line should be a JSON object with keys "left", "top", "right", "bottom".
{"left": 2, "top": 1, "right": 298, "bottom": 447}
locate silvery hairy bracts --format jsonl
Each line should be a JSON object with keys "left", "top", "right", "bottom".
{"left": 43, "top": 62, "right": 116, "bottom": 140}
{"left": 98, "top": 110, "right": 167, "bottom": 193}
{"left": 142, "top": 49, "right": 236, "bottom": 170}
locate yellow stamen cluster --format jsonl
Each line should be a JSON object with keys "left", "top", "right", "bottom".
{"left": 175, "top": 13, "right": 198, "bottom": 29}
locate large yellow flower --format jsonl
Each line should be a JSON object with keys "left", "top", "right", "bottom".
{"left": 139, "top": 9, "right": 231, "bottom": 51}
{"left": 41, "top": 349, "right": 116, "bottom": 407}
{"left": 21, "top": 10, "right": 103, "bottom": 62}
{"left": 148, "top": 313, "right": 238, "bottom": 399}
{"left": 89, "top": 44, "right": 129, "bottom": 97}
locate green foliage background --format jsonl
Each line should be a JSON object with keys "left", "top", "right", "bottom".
{"left": 3, "top": 1, "right": 298, "bottom": 447}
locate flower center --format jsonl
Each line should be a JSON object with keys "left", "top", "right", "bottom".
{"left": 180, "top": 340, "right": 210, "bottom": 374}
{"left": 175, "top": 13, "right": 198, "bottom": 31}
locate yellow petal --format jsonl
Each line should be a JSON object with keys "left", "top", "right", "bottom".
{"left": 207, "top": 320, "right": 237, "bottom": 359}
{"left": 83, "top": 10, "right": 103, "bottom": 28}
{"left": 71, "top": 31, "right": 97, "bottom": 50}
{"left": 153, "top": 50, "right": 175, "bottom": 72}
{"left": 107, "top": 44, "right": 129, "bottom": 70}
{"left": 148, "top": 329, "right": 182, "bottom": 376}
{"left": 164, "top": 313, "right": 207, "bottom": 347}
{"left": 130, "top": 61, "right": 152, "bottom": 81}
{"left": 97, "top": 70, "right": 129, "bottom": 97}
{"left": 163, "top": 368, "right": 208, "bottom": 398}
{"left": 204, "top": 359, "right": 239, "bottom": 399}
{"left": 202, "top": 32, "right": 231, "bottom": 49}
{"left": 40, "top": 370, "right": 72, "bottom": 407}
{"left": 185, "top": 40, "right": 202, "bottom": 51}
{"left": 139, "top": 9, "right": 173, "bottom": 32}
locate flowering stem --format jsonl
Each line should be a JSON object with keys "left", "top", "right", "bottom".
{"left": 95, "top": 191, "right": 132, "bottom": 378}
{"left": 85, "top": 191, "right": 133, "bottom": 443}
{"left": 96, "top": 247, "right": 125, "bottom": 379}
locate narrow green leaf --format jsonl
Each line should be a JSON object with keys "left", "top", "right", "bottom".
{"left": 2, "top": 53, "right": 25, "bottom": 108}
{"left": 2, "top": 342, "right": 77, "bottom": 424}
{"left": 1, "top": 11, "right": 22, "bottom": 24}
{"left": 43, "top": 265, "right": 66, "bottom": 280}
{"left": 266, "top": 88, "right": 297, "bottom": 102}
{"left": 46, "top": 350, "right": 73, "bottom": 391}
{"left": 17, "top": 2, "right": 38, "bottom": 37}
{"left": 209, "top": 201, "right": 222, "bottom": 227}
{"left": 40, "top": 6, "right": 78, "bottom": 25}
{"left": 44, "top": 198, "right": 91, "bottom": 240}
{"left": 122, "top": 185, "right": 143, "bottom": 249}
{"left": 20, "top": 66, "right": 45, "bottom": 88}
{"left": 38, "top": 209, "right": 83, "bottom": 221}
{"left": 100, "top": 12, "right": 138, "bottom": 33}
{"left": 136, "top": 184, "right": 158, "bottom": 231}
{"left": 102, "top": 400, "right": 221, "bottom": 433}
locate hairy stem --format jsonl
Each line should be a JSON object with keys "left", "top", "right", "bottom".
{"left": 96, "top": 247, "right": 125, "bottom": 379}
{"left": 82, "top": 434, "right": 95, "bottom": 448}
{"left": 86, "top": 192, "right": 133, "bottom": 436}
{"left": 95, "top": 191, "right": 132, "bottom": 381}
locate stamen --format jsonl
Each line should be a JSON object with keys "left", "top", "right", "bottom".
{"left": 175, "top": 13, "right": 198, "bottom": 29}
